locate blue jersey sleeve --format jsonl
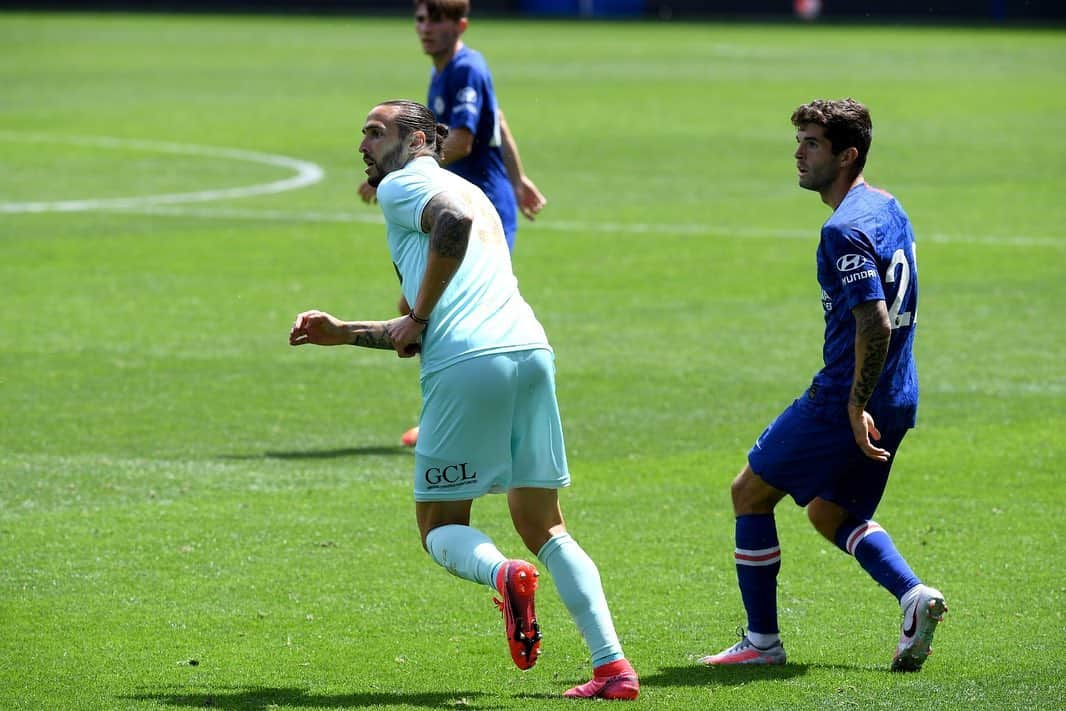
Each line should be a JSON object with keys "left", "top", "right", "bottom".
{"left": 821, "top": 224, "right": 885, "bottom": 311}
{"left": 377, "top": 169, "right": 442, "bottom": 233}
{"left": 443, "top": 62, "right": 488, "bottom": 135}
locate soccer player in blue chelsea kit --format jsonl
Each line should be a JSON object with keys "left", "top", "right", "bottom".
{"left": 700, "top": 99, "right": 947, "bottom": 671}
{"left": 291, "top": 101, "right": 638, "bottom": 700}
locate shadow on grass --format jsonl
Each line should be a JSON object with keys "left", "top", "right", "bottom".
{"left": 126, "top": 687, "right": 492, "bottom": 709}
{"left": 642, "top": 663, "right": 811, "bottom": 688}
{"left": 220, "top": 446, "right": 410, "bottom": 461}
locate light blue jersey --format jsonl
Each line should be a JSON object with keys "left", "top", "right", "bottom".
{"left": 376, "top": 155, "right": 549, "bottom": 378}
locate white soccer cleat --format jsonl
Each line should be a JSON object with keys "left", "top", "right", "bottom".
{"left": 891, "top": 584, "right": 947, "bottom": 672}
{"left": 699, "top": 635, "right": 786, "bottom": 666}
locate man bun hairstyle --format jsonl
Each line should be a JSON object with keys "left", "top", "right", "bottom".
{"left": 791, "top": 98, "right": 872, "bottom": 177}
{"left": 382, "top": 99, "right": 448, "bottom": 161}
{"left": 434, "top": 123, "right": 449, "bottom": 161}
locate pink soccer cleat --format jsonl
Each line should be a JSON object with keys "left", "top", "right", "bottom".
{"left": 699, "top": 635, "right": 786, "bottom": 666}
{"left": 493, "top": 560, "right": 541, "bottom": 670}
{"left": 564, "top": 658, "right": 640, "bottom": 700}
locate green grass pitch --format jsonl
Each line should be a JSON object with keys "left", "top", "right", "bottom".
{"left": 1, "top": 11, "right": 1064, "bottom": 710}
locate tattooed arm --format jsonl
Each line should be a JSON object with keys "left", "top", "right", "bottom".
{"left": 289, "top": 310, "right": 416, "bottom": 353}
{"left": 848, "top": 299, "right": 892, "bottom": 461}
{"left": 387, "top": 191, "right": 472, "bottom": 357}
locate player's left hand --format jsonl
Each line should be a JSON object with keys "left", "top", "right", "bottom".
{"left": 387, "top": 314, "right": 424, "bottom": 358}
{"left": 848, "top": 404, "right": 891, "bottom": 462}
{"left": 515, "top": 176, "right": 546, "bottom": 220}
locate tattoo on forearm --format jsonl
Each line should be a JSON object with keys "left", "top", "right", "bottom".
{"left": 851, "top": 305, "right": 890, "bottom": 407}
{"left": 350, "top": 322, "right": 395, "bottom": 350}
{"left": 425, "top": 194, "right": 471, "bottom": 260}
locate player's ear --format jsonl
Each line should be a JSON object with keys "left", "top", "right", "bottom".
{"left": 458, "top": 17, "right": 469, "bottom": 33}
{"left": 840, "top": 146, "right": 859, "bottom": 168}
{"left": 409, "top": 130, "right": 427, "bottom": 152}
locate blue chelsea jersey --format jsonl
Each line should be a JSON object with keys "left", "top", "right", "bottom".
{"left": 428, "top": 46, "right": 518, "bottom": 245}
{"left": 811, "top": 182, "right": 919, "bottom": 428}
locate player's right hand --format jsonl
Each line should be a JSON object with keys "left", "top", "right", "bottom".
{"left": 515, "top": 176, "right": 546, "bottom": 220}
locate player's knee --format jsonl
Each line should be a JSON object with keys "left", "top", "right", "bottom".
{"left": 418, "top": 525, "right": 436, "bottom": 552}
{"left": 511, "top": 517, "right": 560, "bottom": 556}
{"left": 512, "top": 524, "right": 547, "bottom": 555}
{"left": 729, "top": 472, "right": 747, "bottom": 505}
{"left": 730, "top": 467, "right": 780, "bottom": 515}
{"left": 806, "top": 499, "right": 844, "bottom": 542}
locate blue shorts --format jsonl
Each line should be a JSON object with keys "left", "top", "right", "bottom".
{"left": 747, "top": 394, "right": 909, "bottom": 520}
{"left": 413, "top": 348, "right": 570, "bottom": 502}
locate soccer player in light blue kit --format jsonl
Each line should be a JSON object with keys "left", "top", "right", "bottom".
{"left": 290, "top": 100, "right": 638, "bottom": 700}
{"left": 359, "top": 0, "right": 547, "bottom": 448}
{"left": 700, "top": 99, "right": 947, "bottom": 671}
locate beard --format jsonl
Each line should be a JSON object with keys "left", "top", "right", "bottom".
{"left": 366, "top": 143, "right": 408, "bottom": 187}
{"left": 798, "top": 166, "right": 834, "bottom": 192}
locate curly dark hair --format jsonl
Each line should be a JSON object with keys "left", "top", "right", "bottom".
{"left": 791, "top": 98, "right": 872, "bottom": 178}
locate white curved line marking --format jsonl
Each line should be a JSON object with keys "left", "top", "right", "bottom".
{"left": 0, "top": 132, "right": 324, "bottom": 213}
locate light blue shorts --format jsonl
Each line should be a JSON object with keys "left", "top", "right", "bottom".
{"left": 413, "top": 348, "right": 570, "bottom": 502}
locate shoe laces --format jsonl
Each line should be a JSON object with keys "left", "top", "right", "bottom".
{"left": 724, "top": 627, "right": 753, "bottom": 654}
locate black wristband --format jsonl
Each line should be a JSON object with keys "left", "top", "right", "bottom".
{"left": 408, "top": 310, "right": 429, "bottom": 326}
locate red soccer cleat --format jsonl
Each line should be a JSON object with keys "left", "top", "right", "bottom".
{"left": 564, "top": 658, "right": 640, "bottom": 700}
{"left": 493, "top": 560, "right": 541, "bottom": 670}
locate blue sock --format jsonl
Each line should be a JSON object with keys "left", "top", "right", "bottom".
{"left": 734, "top": 514, "right": 781, "bottom": 636}
{"left": 537, "top": 532, "right": 624, "bottom": 667}
{"left": 834, "top": 519, "right": 921, "bottom": 601}
{"left": 424, "top": 524, "right": 507, "bottom": 589}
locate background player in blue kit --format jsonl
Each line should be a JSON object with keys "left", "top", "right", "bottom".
{"left": 700, "top": 99, "right": 947, "bottom": 672}
{"left": 291, "top": 100, "right": 638, "bottom": 700}
{"left": 358, "top": 0, "right": 546, "bottom": 249}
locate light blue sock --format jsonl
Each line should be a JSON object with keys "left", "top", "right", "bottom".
{"left": 425, "top": 524, "right": 507, "bottom": 589}
{"left": 537, "top": 532, "right": 624, "bottom": 667}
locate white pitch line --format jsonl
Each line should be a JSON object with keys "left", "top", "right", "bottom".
{"left": 108, "top": 204, "right": 386, "bottom": 226}
{"left": 0, "top": 134, "right": 1060, "bottom": 249}
{"left": 0, "top": 132, "right": 324, "bottom": 213}
{"left": 99, "top": 204, "right": 1064, "bottom": 249}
